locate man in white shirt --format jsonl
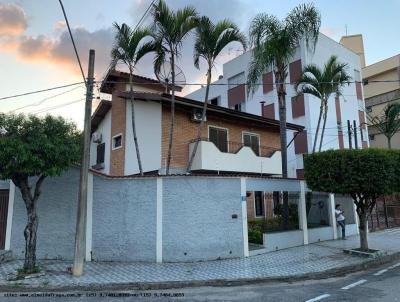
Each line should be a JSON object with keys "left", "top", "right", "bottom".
{"left": 335, "top": 204, "right": 346, "bottom": 240}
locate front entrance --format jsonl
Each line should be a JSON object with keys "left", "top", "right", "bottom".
{"left": 0, "top": 190, "right": 9, "bottom": 249}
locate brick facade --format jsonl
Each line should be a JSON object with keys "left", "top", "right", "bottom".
{"left": 161, "top": 105, "right": 282, "bottom": 170}
{"left": 246, "top": 191, "right": 274, "bottom": 222}
{"left": 110, "top": 83, "right": 127, "bottom": 175}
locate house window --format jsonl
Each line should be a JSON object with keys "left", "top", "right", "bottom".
{"left": 254, "top": 191, "right": 264, "bottom": 217}
{"left": 96, "top": 143, "right": 105, "bottom": 164}
{"left": 243, "top": 133, "right": 260, "bottom": 156}
{"left": 210, "top": 97, "right": 219, "bottom": 106}
{"left": 112, "top": 134, "right": 122, "bottom": 150}
{"left": 233, "top": 101, "right": 245, "bottom": 112}
{"left": 209, "top": 126, "right": 228, "bottom": 152}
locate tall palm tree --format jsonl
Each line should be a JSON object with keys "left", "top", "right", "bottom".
{"left": 247, "top": 3, "right": 321, "bottom": 178}
{"left": 247, "top": 4, "right": 320, "bottom": 229}
{"left": 295, "top": 55, "right": 351, "bottom": 152}
{"left": 152, "top": 0, "right": 198, "bottom": 175}
{"left": 368, "top": 103, "right": 400, "bottom": 149}
{"left": 186, "top": 17, "right": 247, "bottom": 172}
{"left": 110, "top": 22, "right": 156, "bottom": 176}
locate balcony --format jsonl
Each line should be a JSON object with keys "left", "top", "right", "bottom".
{"left": 188, "top": 139, "right": 282, "bottom": 175}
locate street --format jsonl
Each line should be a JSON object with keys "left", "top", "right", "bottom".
{"left": 1, "top": 260, "right": 400, "bottom": 302}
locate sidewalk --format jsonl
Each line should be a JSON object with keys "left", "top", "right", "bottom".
{"left": 0, "top": 229, "right": 400, "bottom": 291}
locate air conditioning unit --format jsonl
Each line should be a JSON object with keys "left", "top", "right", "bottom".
{"left": 92, "top": 132, "right": 102, "bottom": 143}
{"left": 191, "top": 110, "right": 206, "bottom": 122}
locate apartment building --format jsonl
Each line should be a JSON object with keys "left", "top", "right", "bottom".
{"left": 187, "top": 33, "right": 369, "bottom": 178}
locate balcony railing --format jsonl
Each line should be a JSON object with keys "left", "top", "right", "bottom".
{"left": 188, "top": 139, "right": 282, "bottom": 175}
{"left": 189, "top": 137, "right": 281, "bottom": 158}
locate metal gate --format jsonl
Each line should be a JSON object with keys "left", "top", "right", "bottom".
{"left": 0, "top": 190, "right": 9, "bottom": 249}
{"left": 369, "top": 194, "right": 400, "bottom": 231}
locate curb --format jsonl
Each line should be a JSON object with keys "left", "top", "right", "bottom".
{"left": 0, "top": 251, "right": 399, "bottom": 292}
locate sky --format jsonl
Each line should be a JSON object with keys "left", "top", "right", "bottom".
{"left": 0, "top": 0, "right": 399, "bottom": 128}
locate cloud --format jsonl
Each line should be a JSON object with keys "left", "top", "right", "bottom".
{"left": 0, "top": 3, "right": 28, "bottom": 35}
{"left": 53, "top": 20, "right": 66, "bottom": 34}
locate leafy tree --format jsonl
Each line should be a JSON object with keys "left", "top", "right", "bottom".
{"left": 187, "top": 16, "right": 247, "bottom": 172}
{"left": 0, "top": 114, "right": 80, "bottom": 272}
{"left": 295, "top": 55, "right": 351, "bottom": 152}
{"left": 247, "top": 3, "right": 320, "bottom": 228}
{"left": 110, "top": 23, "right": 156, "bottom": 175}
{"left": 368, "top": 102, "right": 400, "bottom": 149}
{"left": 304, "top": 149, "right": 398, "bottom": 251}
{"left": 152, "top": 0, "right": 198, "bottom": 175}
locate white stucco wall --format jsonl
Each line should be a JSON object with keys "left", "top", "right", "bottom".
{"left": 186, "top": 33, "right": 368, "bottom": 177}
{"left": 124, "top": 100, "right": 162, "bottom": 175}
{"left": 90, "top": 110, "right": 111, "bottom": 174}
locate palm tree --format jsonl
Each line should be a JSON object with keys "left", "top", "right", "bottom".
{"left": 295, "top": 55, "right": 351, "bottom": 152}
{"left": 110, "top": 22, "right": 156, "bottom": 176}
{"left": 368, "top": 103, "right": 400, "bottom": 149}
{"left": 186, "top": 17, "right": 247, "bottom": 172}
{"left": 247, "top": 4, "right": 320, "bottom": 229}
{"left": 247, "top": 4, "right": 321, "bottom": 178}
{"left": 152, "top": 0, "right": 198, "bottom": 175}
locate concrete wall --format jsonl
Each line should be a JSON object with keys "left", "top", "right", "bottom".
{"left": 0, "top": 181, "right": 9, "bottom": 190}
{"left": 308, "top": 226, "right": 334, "bottom": 243}
{"left": 263, "top": 230, "right": 304, "bottom": 252}
{"left": 91, "top": 176, "right": 157, "bottom": 262}
{"left": 10, "top": 168, "right": 79, "bottom": 260}
{"left": 162, "top": 177, "right": 244, "bottom": 262}
{"left": 125, "top": 100, "right": 162, "bottom": 174}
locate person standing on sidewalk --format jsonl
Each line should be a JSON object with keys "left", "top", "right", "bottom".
{"left": 335, "top": 204, "right": 346, "bottom": 239}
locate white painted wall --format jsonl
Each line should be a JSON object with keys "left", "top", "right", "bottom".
{"left": 189, "top": 141, "right": 282, "bottom": 175}
{"left": 186, "top": 33, "right": 368, "bottom": 177}
{"left": 125, "top": 100, "right": 162, "bottom": 174}
{"left": 90, "top": 110, "right": 111, "bottom": 174}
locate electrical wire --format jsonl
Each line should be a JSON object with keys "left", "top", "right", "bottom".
{"left": 31, "top": 98, "right": 85, "bottom": 114}
{"left": 0, "top": 82, "right": 85, "bottom": 101}
{"left": 58, "top": 0, "right": 87, "bottom": 86}
{"left": 9, "top": 85, "right": 84, "bottom": 113}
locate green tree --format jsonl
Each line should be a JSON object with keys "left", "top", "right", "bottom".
{"left": 368, "top": 103, "right": 400, "bottom": 149}
{"left": 187, "top": 16, "right": 247, "bottom": 172}
{"left": 295, "top": 55, "right": 351, "bottom": 152}
{"left": 304, "top": 149, "right": 398, "bottom": 251}
{"left": 247, "top": 3, "right": 320, "bottom": 228}
{"left": 152, "top": 0, "right": 198, "bottom": 175}
{"left": 0, "top": 114, "right": 80, "bottom": 272}
{"left": 110, "top": 23, "right": 156, "bottom": 175}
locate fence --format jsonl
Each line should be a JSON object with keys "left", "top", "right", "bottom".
{"left": 369, "top": 194, "right": 400, "bottom": 231}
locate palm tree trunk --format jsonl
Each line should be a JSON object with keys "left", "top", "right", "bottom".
{"left": 166, "top": 53, "right": 176, "bottom": 175}
{"left": 129, "top": 69, "right": 144, "bottom": 176}
{"left": 187, "top": 67, "right": 212, "bottom": 172}
{"left": 312, "top": 103, "right": 323, "bottom": 153}
{"left": 277, "top": 75, "right": 289, "bottom": 230}
{"left": 318, "top": 100, "right": 328, "bottom": 152}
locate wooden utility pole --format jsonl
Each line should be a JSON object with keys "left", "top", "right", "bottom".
{"left": 73, "top": 49, "right": 95, "bottom": 277}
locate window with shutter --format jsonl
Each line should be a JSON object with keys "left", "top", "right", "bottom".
{"left": 96, "top": 143, "right": 105, "bottom": 164}
{"left": 243, "top": 133, "right": 260, "bottom": 156}
{"left": 209, "top": 127, "right": 228, "bottom": 152}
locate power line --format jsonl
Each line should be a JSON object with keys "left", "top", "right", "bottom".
{"left": 0, "top": 82, "right": 85, "bottom": 101}
{"left": 31, "top": 98, "right": 85, "bottom": 114}
{"left": 9, "top": 85, "right": 84, "bottom": 113}
{"left": 58, "top": 0, "right": 87, "bottom": 86}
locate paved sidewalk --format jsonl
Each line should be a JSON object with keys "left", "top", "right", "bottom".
{"left": 0, "top": 229, "right": 399, "bottom": 290}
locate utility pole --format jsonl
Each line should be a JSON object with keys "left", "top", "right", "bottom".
{"left": 347, "top": 120, "right": 352, "bottom": 149}
{"left": 353, "top": 120, "right": 358, "bottom": 149}
{"left": 73, "top": 49, "right": 95, "bottom": 277}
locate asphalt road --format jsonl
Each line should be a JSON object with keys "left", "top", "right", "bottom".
{"left": 1, "top": 260, "right": 400, "bottom": 302}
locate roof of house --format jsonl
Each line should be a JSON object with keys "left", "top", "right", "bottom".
{"left": 100, "top": 70, "right": 183, "bottom": 94}
{"left": 91, "top": 91, "right": 304, "bottom": 132}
